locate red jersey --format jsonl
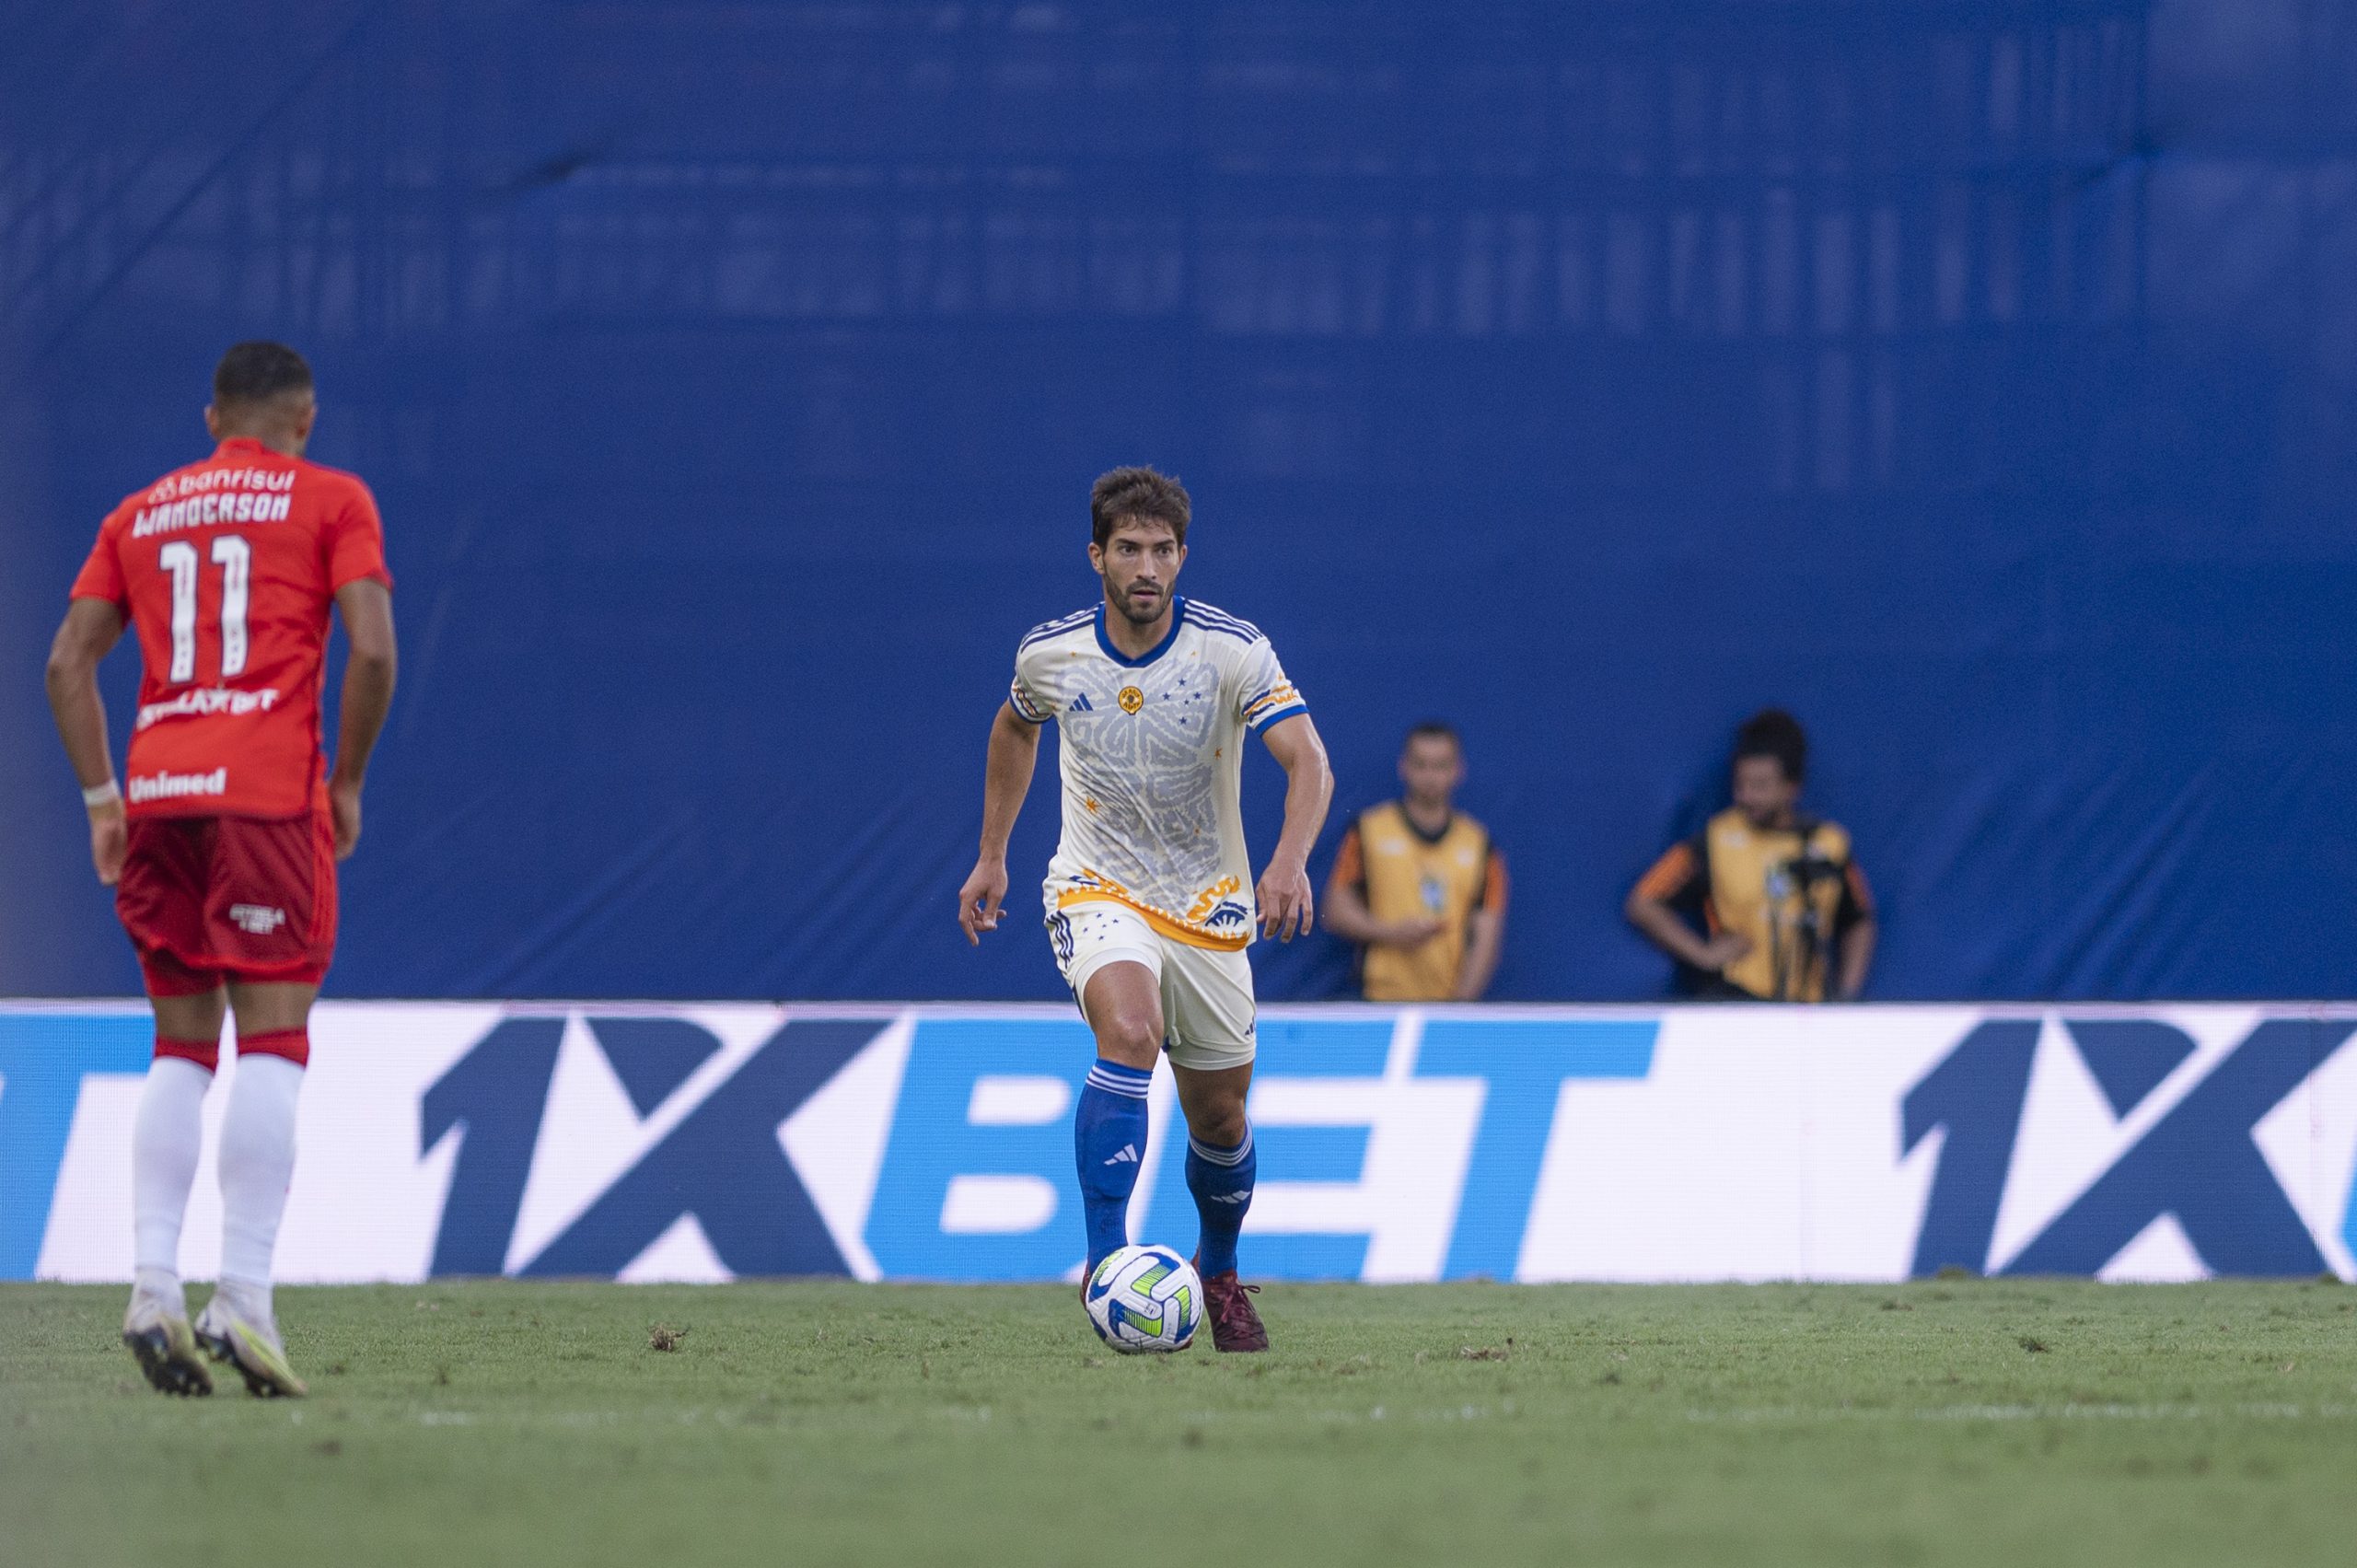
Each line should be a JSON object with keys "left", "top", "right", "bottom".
{"left": 71, "top": 436, "right": 392, "bottom": 821}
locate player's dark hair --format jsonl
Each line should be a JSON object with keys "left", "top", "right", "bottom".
{"left": 1090, "top": 466, "right": 1190, "bottom": 549}
{"left": 1403, "top": 720, "right": 1461, "bottom": 752}
{"left": 1734, "top": 708, "right": 1807, "bottom": 784}
{"left": 213, "top": 342, "right": 313, "bottom": 408}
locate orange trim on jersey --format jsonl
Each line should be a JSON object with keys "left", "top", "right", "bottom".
{"left": 1632, "top": 841, "right": 1697, "bottom": 903}
{"left": 1481, "top": 848, "right": 1509, "bottom": 914}
{"left": 1055, "top": 877, "right": 1252, "bottom": 953}
{"left": 1242, "top": 683, "right": 1300, "bottom": 720}
{"left": 1329, "top": 824, "right": 1364, "bottom": 890}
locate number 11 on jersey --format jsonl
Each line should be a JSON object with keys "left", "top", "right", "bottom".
{"left": 159, "top": 534, "right": 250, "bottom": 682}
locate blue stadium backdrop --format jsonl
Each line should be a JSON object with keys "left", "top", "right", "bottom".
{"left": 3, "top": 2, "right": 2351, "bottom": 1001}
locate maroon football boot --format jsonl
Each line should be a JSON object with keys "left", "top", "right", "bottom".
{"left": 1195, "top": 1259, "right": 1269, "bottom": 1353}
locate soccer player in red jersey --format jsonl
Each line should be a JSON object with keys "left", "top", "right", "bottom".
{"left": 44, "top": 343, "right": 397, "bottom": 1398}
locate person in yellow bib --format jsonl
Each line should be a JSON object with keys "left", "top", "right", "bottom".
{"left": 1323, "top": 723, "right": 1507, "bottom": 1002}
{"left": 1626, "top": 709, "right": 1876, "bottom": 1002}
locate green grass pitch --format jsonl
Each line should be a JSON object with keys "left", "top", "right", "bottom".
{"left": 5, "top": 1279, "right": 2355, "bottom": 1567}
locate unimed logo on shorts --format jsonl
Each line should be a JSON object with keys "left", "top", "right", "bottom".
{"left": 127, "top": 768, "right": 226, "bottom": 804}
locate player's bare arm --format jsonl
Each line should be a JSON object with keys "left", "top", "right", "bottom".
{"left": 958, "top": 700, "right": 1042, "bottom": 944}
{"left": 1256, "top": 712, "right": 1332, "bottom": 942}
{"left": 1455, "top": 905, "right": 1505, "bottom": 1001}
{"left": 1837, "top": 916, "right": 1877, "bottom": 1001}
{"left": 44, "top": 597, "right": 129, "bottom": 885}
{"left": 1625, "top": 887, "right": 1752, "bottom": 974}
{"left": 1321, "top": 869, "right": 1446, "bottom": 951}
{"left": 328, "top": 578, "right": 398, "bottom": 861}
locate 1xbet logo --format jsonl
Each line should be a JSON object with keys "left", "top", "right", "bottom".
{"left": 1904, "top": 1016, "right": 2356, "bottom": 1277}
{"left": 422, "top": 1016, "right": 873, "bottom": 1278}
{"left": 417, "top": 1013, "right": 1659, "bottom": 1283}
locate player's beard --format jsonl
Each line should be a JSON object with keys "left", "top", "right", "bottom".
{"left": 1108, "top": 575, "right": 1168, "bottom": 626}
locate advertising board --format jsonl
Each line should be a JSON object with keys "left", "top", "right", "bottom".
{"left": 6, "top": 1005, "right": 2354, "bottom": 1283}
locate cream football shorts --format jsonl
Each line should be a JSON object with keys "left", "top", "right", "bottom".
{"left": 1047, "top": 900, "right": 1257, "bottom": 1071}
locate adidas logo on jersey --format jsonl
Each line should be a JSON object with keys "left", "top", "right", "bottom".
{"left": 1102, "top": 1144, "right": 1139, "bottom": 1167}
{"left": 228, "top": 903, "right": 288, "bottom": 935}
{"left": 1069, "top": 693, "right": 1093, "bottom": 712}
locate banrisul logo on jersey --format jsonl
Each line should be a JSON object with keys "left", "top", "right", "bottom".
{"left": 6, "top": 1005, "right": 2357, "bottom": 1283}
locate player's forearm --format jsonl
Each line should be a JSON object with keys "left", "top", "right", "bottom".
{"left": 1837, "top": 921, "right": 1876, "bottom": 1000}
{"left": 1626, "top": 896, "right": 1713, "bottom": 969}
{"left": 330, "top": 579, "right": 397, "bottom": 787}
{"left": 1455, "top": 912, "right": 1504, "bottom": 1001}
{"left": 975, "top": 705, "right": 1040, "bottom": 860}
{"left": 1266, "top": 738, "right": 1332, "bottom": 876}
{"left": 45, "top": 608, "right": 122, "bottom": 791}
{"left": 45, "top": 659, "right": 116, "bottom": 790}
{"left": 331, "top": 651, "right": 397, "bottom": 787}
{"left": 1319, "top": 879, "right": 1380, "bottom": 942}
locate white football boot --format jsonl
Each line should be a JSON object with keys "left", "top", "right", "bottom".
{"left": 193, "top": 1283, "right": 306, "bottom": 1399}
{"left": 122, "top": 1277, "right": 213, "bottom": 1397}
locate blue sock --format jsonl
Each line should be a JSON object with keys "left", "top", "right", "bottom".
{"left": 1185, "top": 1125, "right": 1255, "bottom": 1278}
{"left": 1075, "top": 1059, "right": 1152, "bottom": 1272}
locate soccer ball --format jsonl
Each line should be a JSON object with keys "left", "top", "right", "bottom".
{"left": 1084, "top": 1244, "right": 1202, "bottom": 1353}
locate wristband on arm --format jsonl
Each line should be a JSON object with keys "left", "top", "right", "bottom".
{"left": 82, "top": 778, "right": 122, "bottom": 810}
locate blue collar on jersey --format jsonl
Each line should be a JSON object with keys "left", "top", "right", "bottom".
{"left": 1094, "top": 595, "right": 1188, "bottom": 668}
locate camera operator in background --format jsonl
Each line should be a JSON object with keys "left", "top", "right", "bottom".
{"left": 1324, "top": 723, "right": 1506, "bottom": 1001}
{"left": 1625, "top": 710, "right": 1875, "bottom": 1002}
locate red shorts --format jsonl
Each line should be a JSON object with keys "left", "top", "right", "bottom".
{"left": 116, "top": 812, "right": 338, "bottom": 995}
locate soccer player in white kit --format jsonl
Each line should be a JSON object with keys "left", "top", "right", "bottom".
{"left": 958, "top": 467, "right": 1332, "bottom": 1351}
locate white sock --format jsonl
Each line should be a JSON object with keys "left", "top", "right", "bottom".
{"left": 216, "top": 1053, "right": 304, "bottom": 1316}
{"left": 132, "top": 1057, "right": 212, "bottom": 1305}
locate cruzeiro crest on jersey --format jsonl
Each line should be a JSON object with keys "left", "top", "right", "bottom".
{"left": 1008, "top": 598, "right": 1306, "bottom": 949}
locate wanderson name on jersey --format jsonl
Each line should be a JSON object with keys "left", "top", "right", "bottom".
{"left": 1010, "top": 598, "right": 1306, "bottom": 951}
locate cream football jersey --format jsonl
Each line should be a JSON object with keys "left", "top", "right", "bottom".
{"left": 1009, "top": 598, "right": 1307, "bottom": 950}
